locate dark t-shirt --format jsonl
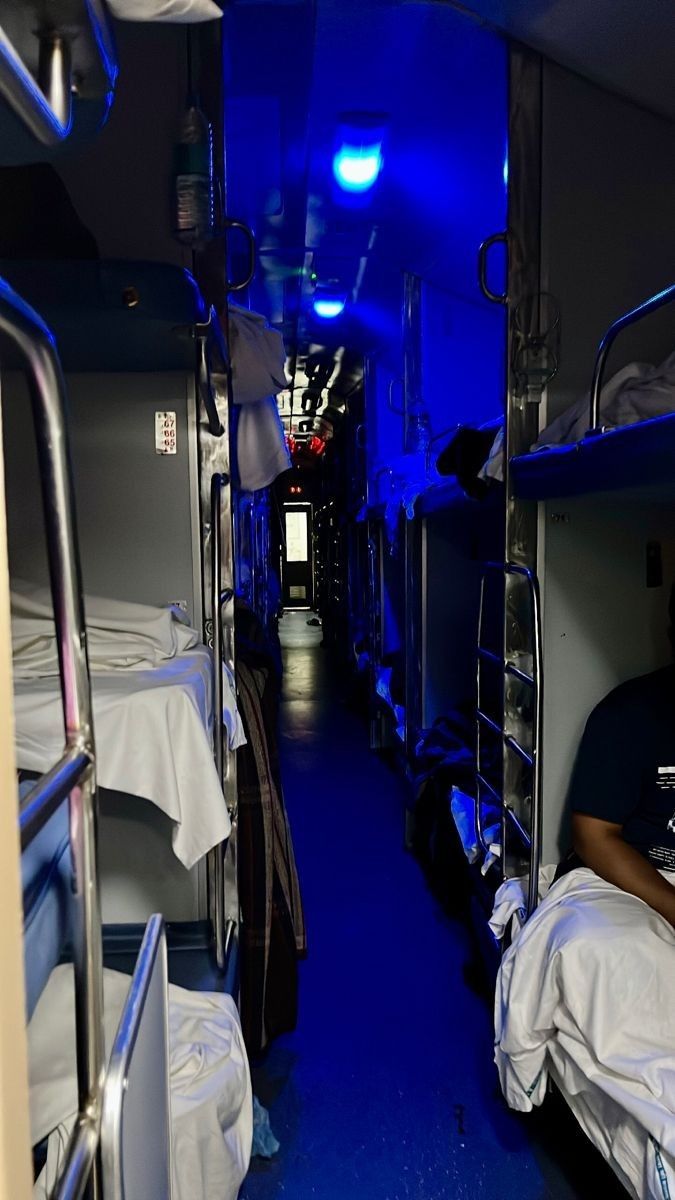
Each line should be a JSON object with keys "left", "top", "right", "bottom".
{"left": 569, "top": 664, "right": 675, "bottom": 871}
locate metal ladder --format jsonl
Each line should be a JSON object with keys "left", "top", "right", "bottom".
{"left": 476, "top": 561, "right": 543, "bottom": 918}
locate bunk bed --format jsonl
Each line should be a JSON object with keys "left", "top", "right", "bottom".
{"left": 9, "top": 275, "right": 251, "bottom": 1199}
{"left": 493, "top": 285, "right": 675, "bottom": 1200}
{"left": 0, "top": 258, "right": 241, "bottom": 945}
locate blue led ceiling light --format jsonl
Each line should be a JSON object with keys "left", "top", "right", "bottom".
{"left": 313, "top": 296, "right": 346, "bottom": 320}
{"left": 333, "top": 112, "right": 386, "bottom": 194}
{"left": 333, "top": 143, "right": 383, "bottom": 193}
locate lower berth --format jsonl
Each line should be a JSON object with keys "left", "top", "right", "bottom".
{"left": 494, "top": 868, "right": 675, "bottom": 1199}
{"left": 30, "top": 965, "right": 252, "bottom": 1200}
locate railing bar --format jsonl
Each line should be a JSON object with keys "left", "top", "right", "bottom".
{"left": 478, "top": 647, "right": 501, "bottom": 666}
{"left": 19, "top": 747, "right": 91, "bottom": 849}
{"left": 51, "top": 1110, "right": 100, "bottom": 1200}
{"left": 589, "top": 283, "right": 675, "bottom": 431}
{"left": 477, "top": 772, "right": 502, "bottom": 805}
{"left": 505, "top": 661, "right": 534, "bottom": 687}
{"left": 477, "top": 709, "right": 502, "bottom": 737}
{"left": 504, "top": 733, "right": 534, "bottom": 768}
{"left": 505, "top": 803, "right": 532, "bottom": 850}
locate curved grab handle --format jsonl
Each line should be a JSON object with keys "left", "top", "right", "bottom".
{"left": 388, "top": 377, "right": 405, "bottom": 416}
{"left": 226, "top": 220, "right": 256, "bottom": 293}
{"left": 478, "top": 232, "right": 508, "bottom": 305}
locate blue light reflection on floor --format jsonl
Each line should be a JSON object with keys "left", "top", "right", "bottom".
{"left": 240, "top": 613, "right": 623, "bottom": 1200}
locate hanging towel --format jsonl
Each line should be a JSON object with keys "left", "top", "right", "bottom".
{"left": 236, "top": 396, "right": 291, "bottom": 492}
{"left": 226, "top": 305, "right": 289, "bottom": 407}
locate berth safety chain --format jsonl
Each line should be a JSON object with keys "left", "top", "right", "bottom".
{"left": 6, "top": 276, "right": 105, "bottom": 1200}
{"left": 476, "top": 561, "right": 543, "bottom": 919}
{"left": 588, "top": 281, "right": 675, "bottom": 434}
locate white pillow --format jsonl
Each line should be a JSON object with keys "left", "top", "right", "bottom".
{"left": 107, "top": 0, "right": 222, "bottom": 23}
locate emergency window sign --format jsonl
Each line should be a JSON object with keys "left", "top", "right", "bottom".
{"left": 155, "top": 411, "right": 177, "bottom": 455}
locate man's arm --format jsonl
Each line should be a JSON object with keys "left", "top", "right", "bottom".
{"left": 573, "top": 813, "right": 675, "bottom": 925}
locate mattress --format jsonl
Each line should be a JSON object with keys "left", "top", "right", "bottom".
{"left": 495, "top": 867, "right": 675, "bottom": 1200}
{"left": 14, "top": 647, "right": 231, "bottom": 870}
{"left": 20, "top": 781, "right": 71, "bottom": 1021}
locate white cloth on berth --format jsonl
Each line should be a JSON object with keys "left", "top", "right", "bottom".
{"left": 107, "top": 0, "right": 222, "bottom": 22}
{"left": 534, "top": 350, "right": 675, "bottom": 448}
{"left": 494, "top": 867, "right": 675, "bottom": 1200}
{"left": 14, "top": 647, "right": 234, "bottom": 869}
{"left": 488, "top": 864, "right": 556, "bottom": 939}
{"left": 236, "top": 396, "right": 291, "bottom": 492}
{"left": 11, "top": 581, "right": 198, "bottom": 679}
{"left": 30, "top": 965, "right": 252, "bottom": 1200}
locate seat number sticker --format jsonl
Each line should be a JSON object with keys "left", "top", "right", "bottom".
{"left": 155, "top": 411, "right": 177, "bottom": 455}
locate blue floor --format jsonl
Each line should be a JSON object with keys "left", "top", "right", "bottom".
{"left": 241, "top": 612, "right": 627, "bottom": 1200}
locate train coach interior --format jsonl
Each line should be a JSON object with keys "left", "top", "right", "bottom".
{"left": 2, "top": 2, "right": 675, "bottom": 1199}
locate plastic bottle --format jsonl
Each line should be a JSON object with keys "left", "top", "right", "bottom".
{"left": 173, "top": 95, "right": 213, "bottom": 246}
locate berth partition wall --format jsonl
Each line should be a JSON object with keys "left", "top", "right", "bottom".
{"left": 1, "top": 260, "right": 238, "bottom": 963}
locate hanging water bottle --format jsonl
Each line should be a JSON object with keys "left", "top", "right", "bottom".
{"left": 173, "top": 94, "right": 214, "bottom": 247}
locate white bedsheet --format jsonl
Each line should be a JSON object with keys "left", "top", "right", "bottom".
{"left": 14, "top": 647, "right": 232, "bottom": 869}
{"left": 30, "top": 965, "right": 252, "bottom": 1200}
{"left": 12, "top": 581, "right": 199, "bottom": 678}
{"left": 495, "top": 868, "right": 675, "bottom": 1199}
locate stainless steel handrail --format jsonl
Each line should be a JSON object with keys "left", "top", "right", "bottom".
{"left": 588, "top": 282, "right": 675, "bottom": 432}
{"left": 0, "top": 25, "right": 72, "bottom": 143}
{"left": 476, "top": 561, "right": 543, "bottom": 918}
{"left": 101, "top": 915, "right": 170, "bottom": 1200}
{"left": 1, "top": 276, "right": 104, "bottom": 1197}
{"left": 209, "top": 472, "right": 237, "bottom": 971}
{"left": 20, "top": 746, "right": 91, "bottom": 850}
{"left": 505, "top": 563, "right": 543, "bottom": 918}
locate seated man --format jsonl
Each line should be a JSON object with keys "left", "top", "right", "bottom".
{"left": 570, "top": 625, "right": 675, "bottom": 925}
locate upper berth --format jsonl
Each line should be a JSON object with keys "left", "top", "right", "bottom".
{"left": 512, "top": 282, "right": 675, "bottom": 502}
{"left": 511, "top": 411, "right": 675, "bottom": 500}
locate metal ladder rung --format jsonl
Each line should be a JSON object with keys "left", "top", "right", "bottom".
{"left": 478, "top": 647, "right": 501, "bottom": 667}
{"left": 505, "top": 733, "right": 534, "bottom": 768}
{"left": 505, "top": 804, "right": 532, "bottom": 849}
{"left": 476, "top": 773, "right": 502, "bottom": 805}
{"left": 505, "top": 661, "right": 534, "bottom": 687}
{"left": 477, "top": 709, "right": 502, "bottom": 737}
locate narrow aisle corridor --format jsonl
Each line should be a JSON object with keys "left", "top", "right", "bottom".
{"left": 240, "top": 613, "right": 617, "bottom": 1200}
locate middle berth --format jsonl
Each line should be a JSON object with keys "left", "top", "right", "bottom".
{"left": 13, "top": 582, "right": 242, "bottom": 873}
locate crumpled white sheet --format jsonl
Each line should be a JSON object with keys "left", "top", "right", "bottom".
{"left": 14, "top": 647, "right": 234, "bottom": 869}
{"left": 12, "top": 581, "right": 198, "bottom": 679}
{"left": 534, "top": 350, "right": 675, "bottom": 448}
{"left": 30, "top": 965, "right": 252, "bottom": 1200}
{"left": 488, "top": 864, "right": 557, "bottom": 940}
{"left": 494, "top": 867, "right": 675, "bottom": 1199}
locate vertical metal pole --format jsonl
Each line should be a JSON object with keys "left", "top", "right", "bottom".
{"left": 503, "top": 47, "right": 544, "bottom": 893}
{"left": 402, "top": 272, "right": 422, "bottom": 453}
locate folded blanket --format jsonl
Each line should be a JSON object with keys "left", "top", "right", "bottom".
{"left": 12, "top": 581, "right": 198, "bottom": 678}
